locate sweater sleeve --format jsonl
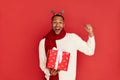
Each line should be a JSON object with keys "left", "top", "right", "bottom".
{"left": 39, "top": 39, "right": 50, "bottom": 80}
{"left": 73, "top": 33, "right": 96, "bottom": 56}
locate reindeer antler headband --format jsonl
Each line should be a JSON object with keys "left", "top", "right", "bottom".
{"left": 50, "top": 9, "right": 64, "bottom": 15}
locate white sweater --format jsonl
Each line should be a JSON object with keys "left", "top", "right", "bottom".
{"left": 39, "top": 33, "right": 95, "bottom": 80}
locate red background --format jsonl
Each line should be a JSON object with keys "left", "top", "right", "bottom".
{"left": 0, "top": 0, "right": 120, "bottom": 80}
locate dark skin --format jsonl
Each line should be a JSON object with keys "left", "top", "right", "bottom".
{"left": 49, "top": 16, "right": 64, "bottom": 76}
{"left": 50, "top": 15, "right": 94, "bottom": 76}
{"left": 52, "top": 16, "right": 64, "bottom": 35}
{"left": 49, "top": 69, "right": 60, "bottom": 76}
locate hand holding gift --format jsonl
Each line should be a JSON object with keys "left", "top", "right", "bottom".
{"left": 46, "top": 47, "right": 70, "bottom": 71}
{"left": 49, "top": 69, "right": 60, "bottom": 76}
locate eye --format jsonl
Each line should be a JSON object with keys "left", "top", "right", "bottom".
{"left": 52, "top": 22, "right": 57, "bottom": 24}
{"left": 59, "top": 22, "right": 63, "bottom": 24}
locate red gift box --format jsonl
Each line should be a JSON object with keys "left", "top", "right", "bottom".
{"left": 46, "top": 49, "right": 70, "bottom": 71}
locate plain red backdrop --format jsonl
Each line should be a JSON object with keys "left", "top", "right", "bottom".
{"left": 0, "top": 0, "right": 120, "bottom": 80}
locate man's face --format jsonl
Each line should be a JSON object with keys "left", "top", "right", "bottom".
{"left": 52, "top": 16, "right": 64, "bottom": 35}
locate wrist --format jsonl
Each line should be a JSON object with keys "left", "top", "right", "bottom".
{"left": 89, "top": 32, "right": 94, "bottom": 37}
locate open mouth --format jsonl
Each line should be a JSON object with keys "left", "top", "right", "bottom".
{"left": 54, "top": 28, "right": 61, "bottom": 34}
{"left": 55, "top": 28, "right": 60, "bottom": 30}
{"left": 55, "top": 29, "right": 60, "bottom": 32}
{"left": 55, "top": 27, "right": 61, "bottom": 31}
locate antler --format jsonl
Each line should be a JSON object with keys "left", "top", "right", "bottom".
{"left": 50, "top": 9, "right": 64, "bottom": 15}
{"left": 50, "top": 9, "right": 56, "bottom": 15}
{"left": 61, "top": 9, "right": 64, "bottom": 14}
{"left": 58, "top": 9, "right": 64, "bottom": 15}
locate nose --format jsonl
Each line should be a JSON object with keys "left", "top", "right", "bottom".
{"left": 56, "top": 23, "right": 60, "bottom": 27}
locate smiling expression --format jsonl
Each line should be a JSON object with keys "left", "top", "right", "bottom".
{"left": 52, "top": 16, "right": 65, "bottom": 35}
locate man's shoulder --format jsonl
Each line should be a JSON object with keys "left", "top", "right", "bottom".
{"left": 65, "top": 33, "right": 82, "bottom": 40}
{"left": 66, "top": 33, "right": 79, "bottom": 37}
{"left": 39, "top": 38, "right": 45, "bottom": 44}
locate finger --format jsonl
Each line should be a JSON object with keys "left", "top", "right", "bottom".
{"left": 53, "top": 70, "right": 59, "bottom": 73}
{"left": 51, "top": 71, "right": 58, "bottom": 76}
{"left": 51, "top": 69, "right": 56, "bottom": 73}
{"left": 86, "top": 24, "right": 92, "bottom": 27}
{"left": 57, "top": 70, "right": 60, "bottom": 72}
{"left": 50, "top": 69, "right": 55, "bottom": 74}
{"left": 84, "top": 25, "right": 89, "bottom": 29}
{"left": 84, "top": 26, "right": 89, "bottom": 31}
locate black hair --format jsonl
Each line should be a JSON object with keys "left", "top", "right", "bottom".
{"left": 51, "top": 14, "right": 64, "bottom": 21}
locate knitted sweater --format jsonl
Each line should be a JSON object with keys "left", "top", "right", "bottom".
{"left": 39, "top": 33, "right": 95, "bottom": 80}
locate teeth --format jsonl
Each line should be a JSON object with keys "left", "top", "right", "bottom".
{"left": 56, "top": 29, "right": 60, "bottom": 30}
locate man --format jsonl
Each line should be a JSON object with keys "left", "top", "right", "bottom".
{"left": 39, "top": 14, "right": 95, "bottom": 80}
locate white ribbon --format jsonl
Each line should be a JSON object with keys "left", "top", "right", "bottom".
{"left": 53, "top": 47, "right": 63, "bottom": 70}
